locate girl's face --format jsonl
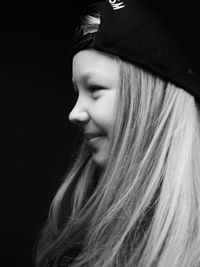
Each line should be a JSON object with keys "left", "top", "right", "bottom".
{"left": 69, "top": 49, "right": 119, "bottom": 167}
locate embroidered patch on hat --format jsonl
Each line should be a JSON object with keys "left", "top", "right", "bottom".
{"left": 108, "top": 0, "right": 125, "bottom": 10}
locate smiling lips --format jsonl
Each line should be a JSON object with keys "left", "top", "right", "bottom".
{"left": 85, "top": 132, "right": 106, "bottom": 140}
{"left": 84, "top": 133, "right": 106, "bottom": 148}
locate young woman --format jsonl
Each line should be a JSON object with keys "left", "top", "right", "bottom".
{"left": 35, "top": 1, "right": 200, "bottom": 266}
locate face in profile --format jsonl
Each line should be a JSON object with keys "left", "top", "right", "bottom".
{"left": 69, "top": 49, "right": 120, "bottom": 167}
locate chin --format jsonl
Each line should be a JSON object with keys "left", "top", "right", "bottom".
{"left": 92, "top": 153, "right": 107, "bottom": 168}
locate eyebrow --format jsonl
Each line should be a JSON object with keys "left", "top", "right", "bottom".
{"left": 72, "top": 73, "right": 93, "bottom": 86}
{"left": 72, "top": 74, "right": 93, "bottom": 93}
{"left": 72, "top": 71, "right": 113, "bottom": 87}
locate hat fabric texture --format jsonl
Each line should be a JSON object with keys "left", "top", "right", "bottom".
{"left": 71, "top": 0, "right": 200, "bottom": 101}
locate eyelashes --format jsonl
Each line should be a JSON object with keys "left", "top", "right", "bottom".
{"left": 88, "top": 85, "right": 105, "bottom": 99}
{"left": 87, "top": 85, "right": 104, "bottom": 92}
{"left": 72, "top": 85, "right": 105, "bottom": 100}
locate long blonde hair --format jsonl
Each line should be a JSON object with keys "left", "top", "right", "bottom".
{"left": 35, "top": 13, "right": 200, "bottom": 267}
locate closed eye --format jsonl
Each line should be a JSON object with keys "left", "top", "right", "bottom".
{"left": 88, "top": 85, "right": 105, "bottom": 99}
{"left": 88, "top": 85, "right": 105, "bottom": 92}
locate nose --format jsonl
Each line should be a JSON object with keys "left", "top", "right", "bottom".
{"left": 68, "top": 99, "right": 90, "bottom": 125}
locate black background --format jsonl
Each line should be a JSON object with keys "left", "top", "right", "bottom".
{"left": 0, "top": 1, "right": 200, "bottom": 266}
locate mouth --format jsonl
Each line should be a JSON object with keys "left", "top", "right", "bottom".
{"left": 85, "top": 132, "right": 107, "bottom": 140}
{"left": 84, "top": 132, "right": 107, "bottom": 149}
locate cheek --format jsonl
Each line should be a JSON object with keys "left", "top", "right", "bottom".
{"left": 92, "top": 96, "right": 117, "bottom": 129}
{"left": 104, "top": 93, "right": 118, "bottom": 125}
{"left": 104, "top": 103, "right": 117, "bottom": 126}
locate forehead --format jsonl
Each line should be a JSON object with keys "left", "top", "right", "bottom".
{"left": 72, "top": 49, "right": 119, "bottom": 83}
